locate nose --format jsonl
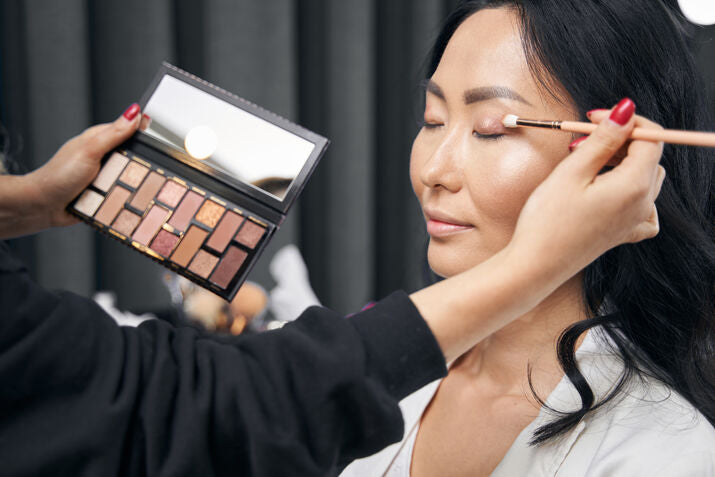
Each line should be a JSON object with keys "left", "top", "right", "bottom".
{"left": 419, "top": 130, "right": 464, "bottom": 192}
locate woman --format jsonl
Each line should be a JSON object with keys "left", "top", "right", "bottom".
{"left": 342, "top": 1, "right": 715, "bottom": 476}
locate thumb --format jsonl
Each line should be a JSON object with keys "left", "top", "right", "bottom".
{"left": 83, "top": 103, "right": 142, "bottom": 159}
{"left": 565, "top": 98, "right": 636, "bottom": 181}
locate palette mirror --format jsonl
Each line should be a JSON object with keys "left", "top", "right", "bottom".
{"left": 141, "top": 74, "right": 315, "bottom": 201}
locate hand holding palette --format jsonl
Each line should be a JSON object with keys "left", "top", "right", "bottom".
{"left": 70, "top": 63, "right": 328, "bottom": 301}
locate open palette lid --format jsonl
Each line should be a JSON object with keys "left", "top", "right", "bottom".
{"left": 137, "top": 63, "right": 329, "bottom": 215}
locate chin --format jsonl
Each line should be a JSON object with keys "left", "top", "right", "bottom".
{"left": 427, "top": 238, "right": 501, "bottom": 278}
{"left": 427, "top": 244, "right": 475, "bottom": 278}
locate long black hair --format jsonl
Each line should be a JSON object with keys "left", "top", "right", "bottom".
{"left": 426, "top": 0, "right": 715, "bottom": 444}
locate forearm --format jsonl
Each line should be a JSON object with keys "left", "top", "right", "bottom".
{"left": 0, "top": 173, "right": 50, "bottom": 239}
{"left": 411, "top": 242, "right": 567, "bottom": 363}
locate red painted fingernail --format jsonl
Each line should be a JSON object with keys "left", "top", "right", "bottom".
{"left": 123, "top": 103, "right": 140, "bottom": 121}
{"left": 586, "top": 109, "right": 607, "bottom": 118}
{"left": 569, "top": 136, "right": 588, "bottom": 152}
{"left": 608, "top": 98, "right": 635, "bottom": 126}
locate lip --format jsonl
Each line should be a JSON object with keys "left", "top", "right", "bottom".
{"left": 423, "top": 208, "right": 473, "bottom": 237}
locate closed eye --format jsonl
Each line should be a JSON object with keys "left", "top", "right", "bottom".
{"left": 474, "top": 132, "right": 504, "bottom": 140}
{"left": 421, "top": 121, "right": 444, "bottom": 130}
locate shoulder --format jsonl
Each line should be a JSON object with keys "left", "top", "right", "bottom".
{"left": 556, "top": 332, "right": 715, "bottom": 476}
{"left": 558, "top": 378, "right": 715, "bottom": 475}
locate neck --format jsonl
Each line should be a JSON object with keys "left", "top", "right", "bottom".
{"left": 452, "top": 273, "right": 587, "bottom": 398}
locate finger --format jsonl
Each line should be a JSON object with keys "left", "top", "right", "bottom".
{"left": 564, "top": 98, "right": 636, "bottom": 180}
{"left": 587, "top": 110, "right": 664, "bottom": 170}
{"left": 82, "top": 103, "right": 141, "bottom": 159}
{"left": 585, "top": 108, "right": 611, "bottom": 123}
{"left": 569, "top": 135, "right": 628, "bottom": 166}
{"left": 628, "top": 204, "right": 660, "bottom": 243}
{"left": 611, "top": 117, "right": 664, "bottom": 193}
{"left": 648, "top": 165, "right": 666, "bottom": 203}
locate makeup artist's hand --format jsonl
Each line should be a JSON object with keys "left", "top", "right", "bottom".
{"left": 29, "top": 104, "right": 143, "bottom": 228}
{"left": 0, "top": 104, "right": 142, "bottom": 239}
{"left": 510, "top": 98, "right": 665, "bottom": 287}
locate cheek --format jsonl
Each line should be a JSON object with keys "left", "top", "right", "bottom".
{"left": 409, "top": 135, "right": 427, "bottom": 199}
{"left": 468, "top": 142, "right": 560, "bottom": 236}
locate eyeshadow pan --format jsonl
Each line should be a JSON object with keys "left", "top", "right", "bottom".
{"left": 73, "top": 190, "right": 104, "bottom": 217}
{"left": 205, "top": 211, "right": 243, "bottom": 253}
{"left": 188, "top": 250, "right": 220, "bottom": 279}
{"left": 170, "top": 225, "right": 208, "bottom": 267}
{"left": 95, "top": 186, "right": 132, "bottom": 226}
{"left": 129, "top": 171, "right": 166, "bottom": 211}
{"left": 195, "top": 200, "right": 225, "bottom": 228}
{"left": 93, "top": 152, "right": 128, "bottom": 192}
{"left": 156, "top": 180, "right": 187, "bottom": 208}
{"left": 235, "top": 220, "right": 265, "bottom": 249}
{"left": 112, "top": 209, "right": 141, "bottom": 236}
{"left": 150, "top": 229, "right": 180, "bottom": 257}
{"left": 119, "top": 161, "right": 149, "bottom": 188}
{"left": 168, "top": 191, "right": 204, "bottom": 232}
{"left": 132, "top": 205, "right": 170, "bottom": 245}
{"left": 209, "top": 246, "right": 248, "bottom": 289}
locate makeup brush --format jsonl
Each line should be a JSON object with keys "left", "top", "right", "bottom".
{"left": 502, "top": 114, "right": 715, "bottom": 148}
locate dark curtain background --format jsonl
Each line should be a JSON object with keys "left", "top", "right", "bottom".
{"left": 1, "top": 1, "right": 714, "bottom": 315}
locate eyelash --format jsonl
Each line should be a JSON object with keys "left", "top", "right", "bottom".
{"left": 421, "top": 122, "right": 504, "bottom": 141}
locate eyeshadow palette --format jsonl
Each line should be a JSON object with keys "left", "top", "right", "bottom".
{"left": 69, "top": 63, "right": 328, "bottom": 300}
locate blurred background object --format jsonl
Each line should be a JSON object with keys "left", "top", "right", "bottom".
{"left": 1, "top": 0, "right": 714, "bottom": 320}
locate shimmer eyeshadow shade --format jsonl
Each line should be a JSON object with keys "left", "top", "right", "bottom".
{"left": 170, "top": 225, "right": 208, "bottom": 267}
{"left": 119, "top": 161, "right": 149, "bottom": 188}
{"left": 210, "top": 246, "right": 247, "bottom": 288}
{"left": 130, "top": 171, "right": 165, "bottom": 211}
{"left": 68, "top": 63, "right": 327, "bottom": 300}
{"left": 150, "top": 229, "right": 180, "bottom": 257}
{"left": 112, "top": 209, "right": 142, "bottom": 237}
{"left": 188, "top": 250, "right": 219, "bottom": 279}
{"left": 132, "top": 205, "right": 170, "bottom": 245}
{"left": 195, "top": 200, "right": 225, "bottom": 228}
{"left": 206, "top": 211, "right": 243, "bottom": 253}
{"left": 235, "top": 220, "right": 265, "bottom": 249}
{"left": 95, "top": 186, "right": 132, "bottom": 226}
{"left": 168, "top": 191, "right": 204, "bottom": 232}
{"left": 92, "top": 153, "right": 128, "bottom": 192}
{"left": 74, "top": 190, "right": 104, "bottom": 217}
{"left": 156, "top": 180, "right": 187, "bottom": 208}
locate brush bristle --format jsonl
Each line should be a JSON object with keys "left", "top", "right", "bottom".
{"left": 502, "top": 114, "right": 519, "bottom": 128}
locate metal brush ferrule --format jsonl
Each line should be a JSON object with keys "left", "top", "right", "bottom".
{"left": 515, "top": 119, "right": 563, "bottom": 130}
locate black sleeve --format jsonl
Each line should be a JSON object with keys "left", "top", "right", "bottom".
{"left": 0, "top": 242, "right": 446, "bottom": 477}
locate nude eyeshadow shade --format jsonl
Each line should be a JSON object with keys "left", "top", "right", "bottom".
{"left": 68, "top": 63, "right": 327, "bottom": 300}
{"left": 206, "top": 211, "right": 243, "bottom": 253}
{"left": 92, "top": 153, "right": 128, "bottom": 192}
{"left": 112, "top": 209, "right": 141, "bottom": 236}
{"left": 188, "top": 250, "right": 219, "bottom": 279}
{"left": 95, "top": 186, "right": 132, "bottom": 226}
{"left": 130, "top": 171, "right": 165, "bottom": 211}
{"left": 195, "top": 200, "right": 225, "bottom": 228}
{"left": 156, "top": 180, "right": 187, "bottom": 208}
{"left": 132, "top": 205, "right": 170, "bottom": 245}
{"left": 119, "top": 161, "right": 149, "bottom": 188}
{"left": 235, "top": 220, "right": 265, "bottom": 249}
{"left": 169, "top": 191, "right": 204, "bottom": 232}
{"left": 170, "top": 225, "right": 208, "bottom": 267}
{"left": 73, "top": 190, "right": 104, "bottom": 217}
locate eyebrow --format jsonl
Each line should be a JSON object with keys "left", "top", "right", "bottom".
{"left": 425, "top": 80, "right": 532, "bottom": 106}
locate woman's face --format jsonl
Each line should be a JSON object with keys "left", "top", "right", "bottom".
{"left": 411, "top": 7, "right": 578, "bottom": 277}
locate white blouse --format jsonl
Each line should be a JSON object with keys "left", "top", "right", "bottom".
{"left": 341, "top": 328, "right": 715, "bottom": 476}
